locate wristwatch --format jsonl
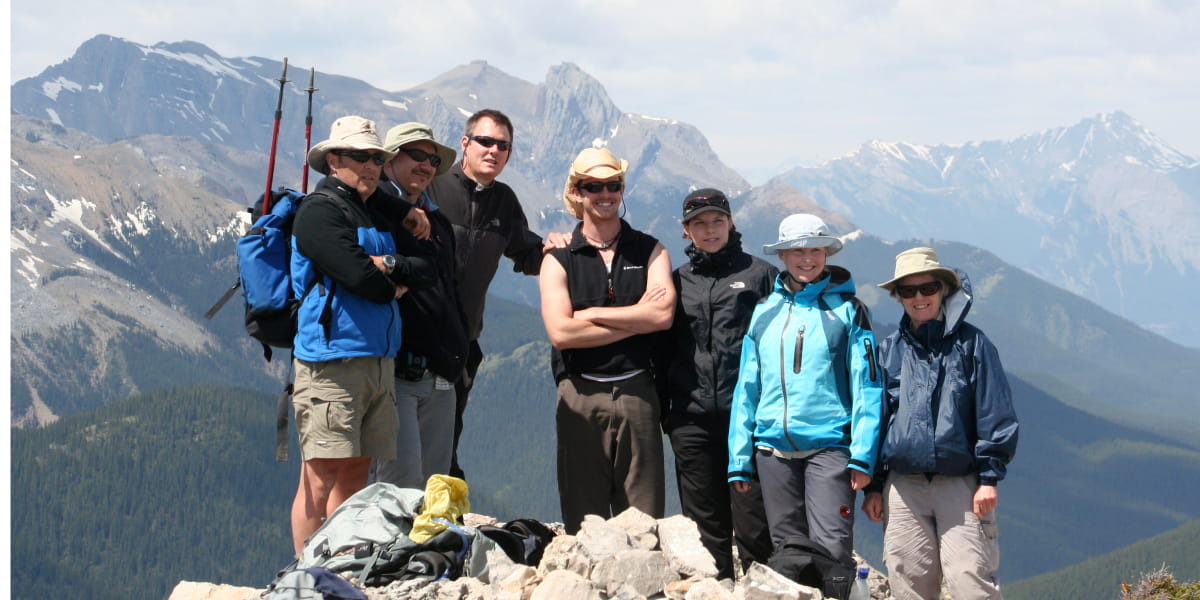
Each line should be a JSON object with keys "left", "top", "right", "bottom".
{"left": 382, "top": 254, "right": 396, "bottom": 274}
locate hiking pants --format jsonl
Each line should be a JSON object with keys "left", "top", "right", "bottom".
{"left": 556, "top": 372, "right": 664, "bottom": 534}
{"left": 669, "top": 415, "right": 772, "bottom": 579}
{"left": 883, "top": 473, "right": 1002, "bottom": 600}
{"left": 370, "top": 372, "right": 456, "bottom": 490}
{"left": 755, "top": 446, "right": 856, "bottom": 566}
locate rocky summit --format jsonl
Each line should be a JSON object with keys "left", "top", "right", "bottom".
{"left": 167, "top": 508, "right": 892, "bottom": 600}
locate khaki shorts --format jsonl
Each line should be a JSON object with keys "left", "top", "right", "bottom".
{"left": 292, "top": 356, "right": 398, "bottom": 460}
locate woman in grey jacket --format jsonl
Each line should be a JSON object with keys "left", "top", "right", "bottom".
{"left": 863, "top": 247, "right": 1019, "bottom": 600}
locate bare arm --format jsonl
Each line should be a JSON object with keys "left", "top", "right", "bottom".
{"left": 572, "top": 243, "right": 675, "bottom": 334}
{"left": 539, "top": 254, "right": 638, "bottom": 350}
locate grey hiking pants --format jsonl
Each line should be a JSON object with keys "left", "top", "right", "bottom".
{"left": 755, "top": 446, "right": 856, "bottom": 566}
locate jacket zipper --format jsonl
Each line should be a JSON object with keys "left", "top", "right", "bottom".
{"left": 778, "top": 299, "right": 800, "bottom": 451}
{"left": 865, "top": 339, "right": 878, "bottom": 382}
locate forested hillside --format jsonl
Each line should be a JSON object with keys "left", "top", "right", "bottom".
{"left": 11, "top": 385, "right": 297, "bottom": 599}
{"left": 1005, "top": 519, "right": 1200, "bottom": 600}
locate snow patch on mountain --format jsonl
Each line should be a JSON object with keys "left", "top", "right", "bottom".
{"left": 42, "top": 76, "right": 82, "bottom": 101}
{"left": 142, "top": 45, "right": 251, "bottom": 84}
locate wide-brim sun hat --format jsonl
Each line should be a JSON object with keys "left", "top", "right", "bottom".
{"left": 762, "top": 214, "right": 844, "bottom": 256}
{"left": 877, "top": 247, "right": 962, "bottom": 293}
{"left": 307, "top": 116, "right": 394, "bottom": 175}
{"left": 383, "top": 122, "right": 456, "bottom": 176}
{"left": 561, "top": 147, "right": 628, "bottom": 219}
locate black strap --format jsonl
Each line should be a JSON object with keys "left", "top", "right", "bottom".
{"left": 204, "top": 279, "right": 240, "bottom": 319}
{"left": 276, "top": 358, "right": 295, "bottom": 462}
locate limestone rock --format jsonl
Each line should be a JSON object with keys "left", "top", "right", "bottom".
{"left": 166, "top": 581, "right": 260, "bottom": 600}
{"left": 608, "top": 506, "right": 659, "bottom": 549}
{"left": 537, "top": 534, "right": 590, "bottom": 578}
{"left": 742, "top": 562, "right": 823, "bottom": 600}
{"left": 657, "top": 514, "right": 719, "bottom": 579}
{"left": 588, "top": 548, "right": 672, "bottom": 596}
{"left": 529, "top": 569, "right": 602, "bottom": 600}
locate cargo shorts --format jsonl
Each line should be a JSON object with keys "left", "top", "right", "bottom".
{"left": 292, "top": 356, "right": 398, "bottom": 460}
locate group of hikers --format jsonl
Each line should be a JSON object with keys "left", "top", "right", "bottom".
{"left": 284, "top": 108, "right": 1020, "bottom": 600}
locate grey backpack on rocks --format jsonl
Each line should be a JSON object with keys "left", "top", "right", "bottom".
{"left": 272, "top": 483, "right": 499, "bottom": 590}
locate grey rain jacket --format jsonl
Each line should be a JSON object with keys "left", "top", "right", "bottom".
{"left": 873, "top": 270, "right": 1019, "bottom": 487}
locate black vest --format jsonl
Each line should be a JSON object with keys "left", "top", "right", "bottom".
{"left": 549, "top": 220, "right": 659, "bottom": 382}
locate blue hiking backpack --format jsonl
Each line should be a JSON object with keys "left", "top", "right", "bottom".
{"left": 237, "top": 188, "right": 307, "bottom": 358}
{"left": 205, "top": 188, "right": 327, "bottom": 462}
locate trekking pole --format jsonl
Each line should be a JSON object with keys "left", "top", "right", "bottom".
{"left": 262, "top": 58, "right": 290, "bottom": 214}
{"left": 204, "top": 58, "right": 290, "bottom": 321}
{"left": 302, "top": 67, "right": 318, "bottom": 193}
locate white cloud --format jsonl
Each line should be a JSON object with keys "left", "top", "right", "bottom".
{"left": 9, "top": 0, "right": 1200, "bottom": 179}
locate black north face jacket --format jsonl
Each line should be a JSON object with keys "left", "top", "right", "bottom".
{"left": 657, "top": 234, "right": 778, "bottom": 418}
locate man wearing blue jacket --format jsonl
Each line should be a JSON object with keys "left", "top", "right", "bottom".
{"left": 863, "top": 247, "right": 1018, "bottom": 600}
{"left": 728, "top": 213, "right": 882, "bottom": 569}
{"left": 289, "top": 116, "right": 434, "bottom": 553}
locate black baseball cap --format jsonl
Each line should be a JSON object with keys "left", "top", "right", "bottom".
{"left": 682, "top": 188, "right": 731, "bottom": 222}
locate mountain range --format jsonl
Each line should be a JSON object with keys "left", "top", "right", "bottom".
{"left": 13, "top": 35, "right": 1199, "bottom": 346}
{"left": 9, "top": 33, "right": 1200, "bottom": 598}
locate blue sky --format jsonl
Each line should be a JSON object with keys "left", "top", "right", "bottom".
{"left": 8, "top": 0, "right": 1200, "bottom": 183}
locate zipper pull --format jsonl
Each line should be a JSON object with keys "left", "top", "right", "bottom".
{"left": 793, "top": 325, "right": 805, "bottom": 373}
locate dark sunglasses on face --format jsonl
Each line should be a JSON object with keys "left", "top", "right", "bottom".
{"left": 333, "top": 150, "right": 387, "bottom": 166}
{"left": 684, "top": 195, "right": 730, "bottom": 213}
{"left": 896, "top": 280, "right": 944, "bottom": 299}
{"left": 578, "top": 180, "right": 624, "bottom": 194}
{"left": 469, "top": 135, "right": 511, "bottom": 152}
{"left": 397, "top": 147, "right": 442, "bottom": 167}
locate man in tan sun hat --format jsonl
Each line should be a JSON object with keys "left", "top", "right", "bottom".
{"left": 864, "top": 247, "right": 1018, "bottom": 600}
{"left": 289, "top": 115, "right": 436, "bottom": 554}
{"left": 539, "top": 147, "right": 675, "bottom": 533}
{"left": 368, "top": 121, "right": 469, "bottom": 491}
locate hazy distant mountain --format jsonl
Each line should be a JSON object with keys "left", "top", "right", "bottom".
{"left": 772, "top": 112, "right": 1200, "bottom": 346}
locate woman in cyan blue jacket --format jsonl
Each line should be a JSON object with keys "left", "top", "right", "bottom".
{"left": 727, "top": 213, "right": 882, "bottom": 569}
{"left": 863, "top": 247, "right": 1019, "bottom": 600}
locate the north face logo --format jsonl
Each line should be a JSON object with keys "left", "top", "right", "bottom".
{"left": 730, "top": 281, "right": 746, "bottom": 289}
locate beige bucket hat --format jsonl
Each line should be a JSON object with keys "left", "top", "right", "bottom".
{"left": 307, "top": 116, "right": 394, "bottom": 175}
{"left": 561, "top": 148, "right": 629, "bottom": 219}
{"left": 878, "top": 247, "right": 961, "bottom": 293}
{"left": 383, "top": 122, "right": 456, "bottom": 176}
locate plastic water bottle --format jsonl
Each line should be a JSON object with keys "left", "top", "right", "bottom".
{"left": 848, "top": 566, "right": 871, "bottom": 600}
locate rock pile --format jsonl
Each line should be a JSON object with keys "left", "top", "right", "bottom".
{"left": 168, "top": 507, "right": 892, "bottom": 600}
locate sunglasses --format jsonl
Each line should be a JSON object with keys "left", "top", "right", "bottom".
{"left": 397, "top": 147, "right": 442, "bottom": 167}
{"left": 333, "top": 150, "right": 387, "bottom": 166}
{"left": 469, "top": 135, "right": 512, "bottom": 152}
{"left": 895, "top": 280, "right": 943, "bottom": 299}
{"left": 578, "top": 180, "right": 624, "bottom": 194}
{"left": 684, "top": 195, "right": 730, "bottom": 213}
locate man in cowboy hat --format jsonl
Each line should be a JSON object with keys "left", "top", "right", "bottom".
{"left": 539, "top": 147, "right": 675, "bottom": 533}
{"left": 369, "top": 122, "right": 468, "bottom": 489}
{"left": 289, "top": 115, "right": 435, "bottom": 553}
{"left": 863, "top": 247, "right": 1018, "bottom": 600}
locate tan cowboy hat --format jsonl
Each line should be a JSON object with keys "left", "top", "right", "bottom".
{"left": 383, "top": 122, "right": 456, "bottom": 176}
{"left": 762, "top": 214, "right": 844, "bottom": 256}
{"left": 878, "top": 247, "right": 962, "bottom": 293}
{"left": 306, "top": 116, "right": 394, "bottom": 175}
{"left": 561, "top": 147, "right": 628, "bottom": 219}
